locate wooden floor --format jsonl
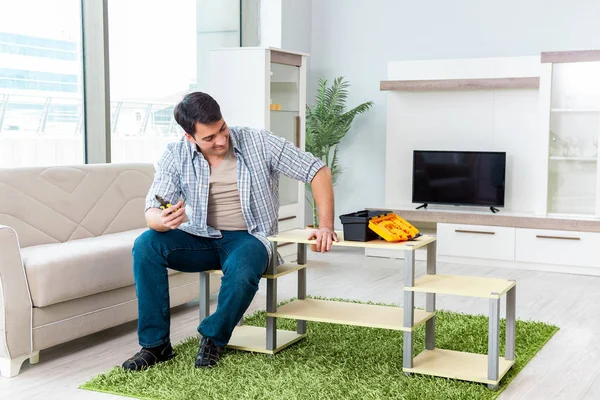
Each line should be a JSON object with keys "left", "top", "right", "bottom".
{"left": 1, "top": 246, "right": 599, "bottom": 399}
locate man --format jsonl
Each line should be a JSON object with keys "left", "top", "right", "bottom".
{"left": 122, "top": 92, "right": 338, "bottom": 371}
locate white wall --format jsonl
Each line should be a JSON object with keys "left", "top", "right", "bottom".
{"left": 310, "top": 0, "right": 600, "bottom": 228}
{"left": 281, "top": 0, "right": 311, "bottom": 54}
{"left": 258, "top": 0, "right": 311, "bottom": 54}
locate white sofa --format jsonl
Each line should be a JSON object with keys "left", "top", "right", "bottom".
{"left": 0, "top": 163, "right": 219, "bottom": 377}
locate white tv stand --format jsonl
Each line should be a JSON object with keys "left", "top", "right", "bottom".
{"left": 366, "top": 205, "right": 600, "bottom": 276}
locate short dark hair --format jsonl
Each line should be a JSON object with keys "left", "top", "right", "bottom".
{"left": 173, "top": 92, "right": 222, "bottom": 136}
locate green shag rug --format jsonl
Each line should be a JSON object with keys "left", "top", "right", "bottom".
{"left": 80, "top": 298, "right": 558, "bottom": 400}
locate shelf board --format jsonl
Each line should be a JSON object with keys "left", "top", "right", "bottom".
{"left": 206, "top": 263, "right": 306, "bottom": 279}
{"left": 226, "top": 325, "right": 305, "bottom": 354}
{"left": 405, "top": 274, "right": 515, "bottom": 299}
{"left": 267, "top": 298, "right": 435, "bottom": 331}
{"left": 547, "top": 212, "right": 600, "bottom": 219}
{"left": 549, "top": 156, "right": 597, "bottom": 162}
{"left": 268, "top": 228, "right": 436, "bottom": 251}
{"left": 404, "top": 349, "right": 514, "bottom": 385}
{"left": 380, "top": 77, "right": 539, "bottom": 91}
{"left": 368, "top": 205, "right": 600, "bottom": 232}
{"left": 551, "top": 108, "right": 600, "bottom": 113}
{"left": 541, "top": 49, "right": 600, "bottom": 64}
{"left": 271, "top": 50, "right": 302, "bottom": 67}
{"left": 263, "top": 264, "right": 307, "bottom": 279}
{"left": 270, "top": 110, "right": 299, "bottom": 113}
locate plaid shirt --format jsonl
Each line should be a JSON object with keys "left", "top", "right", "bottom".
{"left": 145, "top": 126, "right": 325, "bottom": 264}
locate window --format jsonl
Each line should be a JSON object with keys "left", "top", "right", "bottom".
{"left": 108, "top": 0, "right": 197, "bottom": 163}
{"left": 108, "top": 0, "right": 241, "bottom": 164}
{"left": 0, "top": 33, "right": 78, "bottom": 61}
{"left": 0, "top": 0, "right": 84, "bottom": 168}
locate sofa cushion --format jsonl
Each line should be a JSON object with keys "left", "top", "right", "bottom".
{"left": 0, "top": 163, "right": 155, "bottom": 249}
{"left": 21, "top": 228, "right": 179, "bottom": 307}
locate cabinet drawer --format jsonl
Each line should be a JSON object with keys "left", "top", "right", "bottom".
{"left": 278, "top": 216, "right": 300, "bottom": 233}
{"left": 437, "top": 223, "right": 515, "bottom": 261}
{"left": 515, "top": 228, "right": 600, "bottom": 268}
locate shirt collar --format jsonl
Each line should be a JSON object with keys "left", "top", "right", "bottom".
{"left": 186, "top": 126, "right": 242, "bottom": 160}
{"left": 229, "top": 128, "right": 242, "bottom": 156}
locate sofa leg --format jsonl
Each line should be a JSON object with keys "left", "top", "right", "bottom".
{"left": 29, "top": 351, "right": 40, "bottom": 365}
{"left": 0, "top": 353, "right": 37, "bottom": 378}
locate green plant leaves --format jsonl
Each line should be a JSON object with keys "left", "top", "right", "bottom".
{"left": 305, "top": 76, "right": 374, "bottom": 227}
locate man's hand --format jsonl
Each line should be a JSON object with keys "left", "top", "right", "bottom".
{"left": 160, "top": 200, "right": 186, "bottom": 230}
{"left": 308, "top": 227, "right": 339, "bottom": 253}
{"left": 309, "top": 167, "right": 336, "bottom": 252}
{"left": 146, "top": 200, "right": 186, "bottom": 231}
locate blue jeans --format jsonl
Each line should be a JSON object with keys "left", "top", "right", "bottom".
{"left": 132, "top": 229, "right": 269, "bottom": 348}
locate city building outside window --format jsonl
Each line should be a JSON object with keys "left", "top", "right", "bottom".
{"left": 0, "top": 0, "right": 84, "bottom": 168}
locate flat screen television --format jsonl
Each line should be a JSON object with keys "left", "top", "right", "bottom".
{"left": 412, "top": 150, "right": 506, "bottom": 211}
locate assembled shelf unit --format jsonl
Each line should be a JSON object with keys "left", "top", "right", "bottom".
{"left": 207, "top": 47, "right": 309, "bottom": 262}
{"left": 403, "top": 269, "right": 516, "bottom": 390}
{"left": 197, "top": 229, "right": 517, "bottom": 390}
{"left": 540, "top": 50, "right": 600, "bottom": 218}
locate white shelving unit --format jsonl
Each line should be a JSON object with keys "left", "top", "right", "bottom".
{"left": 208, "top": 47, "right": 309, "bottom": 262}
{"left": 197, "top": 229, "right": 517, "bottom": 390}
{"left": 372, "top": 52, "right": 600, "bottom": 277}
{"left": 540, "top": 53, "right": 600, "bottom": 218}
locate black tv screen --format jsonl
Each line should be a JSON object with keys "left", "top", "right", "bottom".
{"left": 412, "top": 150, "right": 506, "bottom": 207}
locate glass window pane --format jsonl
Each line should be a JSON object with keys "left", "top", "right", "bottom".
{"left": 108, "top": 0, "right": 241, "bottom": 164}
{"left": 108, "top": 0, "right": 197, "bottom": 164}
{"left": 0, "top": 0, "right": 84, "bottom": 168}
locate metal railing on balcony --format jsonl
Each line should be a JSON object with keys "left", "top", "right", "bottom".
{"left": 0, "top": 93, "right": 184, "bottom": 136}
{"left": 0, "top": 93, "right": 185, "bottom": 167}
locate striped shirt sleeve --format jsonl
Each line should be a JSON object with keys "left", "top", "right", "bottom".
{"left": 145, "top": 147, "right": 182, "bottom": 211}
{"left": 266, "top": 130, "right": 326, "bottom": 183}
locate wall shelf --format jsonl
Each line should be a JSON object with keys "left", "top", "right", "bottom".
{"left": 541, "top": 50, "right": 600, "bottom": 64}
{"left": 379, "top": 77, "right": 540, "bottom": 91}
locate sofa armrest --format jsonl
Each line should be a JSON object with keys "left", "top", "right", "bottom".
{"left": 0, "top": 225, "right": 32, "bottom": 360}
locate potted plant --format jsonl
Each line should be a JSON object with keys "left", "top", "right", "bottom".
{"left": 305, "top": 76, "right": 374, "bottom": 230}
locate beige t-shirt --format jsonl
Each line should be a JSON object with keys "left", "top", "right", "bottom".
{"left": 206, "top": 149, "right": 248, "bottom": 231}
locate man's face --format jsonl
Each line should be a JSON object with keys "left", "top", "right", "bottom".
{"left": 185, "top": 119, "right": 230, "bottom": 157}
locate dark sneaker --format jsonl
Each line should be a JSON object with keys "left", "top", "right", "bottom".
{"left": 195, "top": 337, "right": 223, "bottom": 368}
{"left": 122, "top": 342, "right": 175, "bottom": 371}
